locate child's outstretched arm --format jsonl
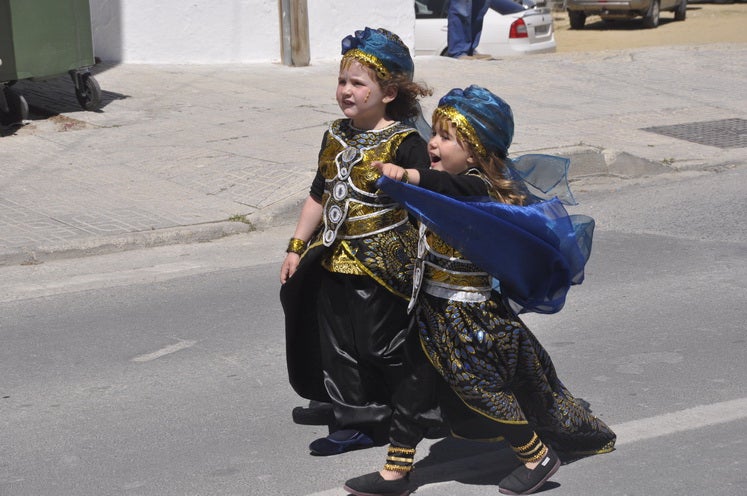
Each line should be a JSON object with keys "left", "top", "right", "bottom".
{"left": 372, "top": 161, "right": 421, "bottom": 185}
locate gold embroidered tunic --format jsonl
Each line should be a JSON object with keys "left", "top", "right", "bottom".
{"left": 310, "top": 119, "right": 422, "bottom": 299}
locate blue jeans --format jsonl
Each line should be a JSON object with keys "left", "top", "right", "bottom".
{"left": 447, "top": 0, "right": 490, "bottom": 57}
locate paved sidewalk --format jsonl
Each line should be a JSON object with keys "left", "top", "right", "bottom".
{"left": 1, "top": 43, "right": 745, "bottom": 266}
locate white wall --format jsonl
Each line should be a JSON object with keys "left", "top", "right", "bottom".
{"left": 89, "top": 0, "right": 415, "bottom": 64}
{"left": 307, "top": 0, "right": 415, "bottom": 63}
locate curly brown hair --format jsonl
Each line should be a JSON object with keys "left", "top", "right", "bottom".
{"left": 340, "top": 57, "right": 432, "bottom": 122}
{"left": 381, "top": 73, "right": 433, "bottom": 122}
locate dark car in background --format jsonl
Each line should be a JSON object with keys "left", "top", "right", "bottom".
{"left": 565, "top": 0, "right": 688, "bottom": 29}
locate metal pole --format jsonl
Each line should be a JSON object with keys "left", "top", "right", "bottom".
{"left": 278, "top": 0, "right": 292, "bottom": 65}
{"left": 289, "top": 0, "right": 310, "bottom": 66}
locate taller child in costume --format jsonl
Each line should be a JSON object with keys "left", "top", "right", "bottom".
{"left": 344, "top": 86, "right": 616, "bottom": 496}
{"left": 279, "top": 28, "right": 438, "bottom": 456}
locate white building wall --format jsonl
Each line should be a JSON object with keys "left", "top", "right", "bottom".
{"left": 307, "top": 0, "right": 415, "bottom": 63}
{"left": 89, "top": 0, "right": 415, "bottom": 64}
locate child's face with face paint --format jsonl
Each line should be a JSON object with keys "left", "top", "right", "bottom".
{"left": 336, "top": 59, "right": 395, "bottom": 130}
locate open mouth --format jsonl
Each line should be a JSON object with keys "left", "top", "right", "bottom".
{"left": 429, "top": 155, "right": 441, "bottom": 167}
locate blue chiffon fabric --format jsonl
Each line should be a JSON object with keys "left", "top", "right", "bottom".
{"left": 377, "top": 155, "right": 594, "bottom": 314}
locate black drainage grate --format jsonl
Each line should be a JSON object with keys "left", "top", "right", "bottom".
{"left": 642, "top": 118, "right": 747, "bottom": 149}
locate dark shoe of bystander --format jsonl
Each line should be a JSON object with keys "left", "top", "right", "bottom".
{"left": 343, "top": 471, "right": 410, "bottom": 496}
{"left": 498, "top": 446, "right": 561, "bottom": 495}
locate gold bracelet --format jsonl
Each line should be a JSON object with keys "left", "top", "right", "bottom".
{"left": 400, "top": 169, "right": 409, "bottom": 183}
{"left": 286, "top": 237, "right": 307, "bottom": 255}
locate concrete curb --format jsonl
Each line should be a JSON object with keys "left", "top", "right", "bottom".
{"left": 0, "top": 221, "right": 254, "bottom": 267}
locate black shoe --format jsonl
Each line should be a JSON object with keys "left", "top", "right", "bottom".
{"left": 309, "top": 429, "right": 374, "bottom": 456}
{"left": 343, "top": 471, "right": 410, "bottom": 496}
{"left": 499, "top": 447, "right": 560, "bottom": 495}
{"left": 292, "top": 401, "right": 334, "bottom": 425}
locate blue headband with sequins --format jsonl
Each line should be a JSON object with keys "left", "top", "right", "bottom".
{"left": 436, "top": 85, "right": 514, "bottom": 157}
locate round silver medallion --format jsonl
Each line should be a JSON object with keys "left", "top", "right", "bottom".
{"left": 333, "top": 182, "right": 348, "bottom": 200}
{"left": 341, "top": 147, "right": 357, "bottom": 163}
{"left": 328, "top": 205, "right": 343, "bottom": 223}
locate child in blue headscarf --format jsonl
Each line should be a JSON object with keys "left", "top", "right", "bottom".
{"left": 343, "top": 86, "right": 616, "bottom": 496}
{"left": 279, "top": 28, "right": 441, "bottom": 457}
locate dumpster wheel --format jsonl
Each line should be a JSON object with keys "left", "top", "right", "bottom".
{"left": 0, "top": 86, "right": 29, "bottom": 126}
{"left": 73, "top": 72, "right": 102, "bottom": 111}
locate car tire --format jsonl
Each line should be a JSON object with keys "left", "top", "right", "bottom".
{"left": 674, "top": 0, "right": 686, "bottom": 21}
{"left": 642, "top": 0, "right": 660, "bottom": 29}
{"left": 568, "top": 10, "right": 586, "bottom": 30}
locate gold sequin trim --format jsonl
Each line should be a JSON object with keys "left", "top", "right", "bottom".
{"left": 517, "top": 444, "right": 548, "bottom": 464}
{"left": 384, "top": 445, "right": 415, "bottom": 472}
{"left": 384, "top": 463, "right": 413, "bottom": 473}
{"left": 322, "top": 241, "right": 366, "bottom": 275}
{"left": 433, "top": 106, "right": 487, "bottom": 157}
{"left": 511, "top": 433, "right": 539, "bottom": 453}
{"left": 424, "top": 265, "right": 491, "bottom": 288}
{"left": 388, "top": 446, "right": 416, "bottom": 455}
{"left": 343, "top": 49, "right": 390, "bottom": 80}
{"left": 517, "top": 443, "right": 543, "bottom": 460}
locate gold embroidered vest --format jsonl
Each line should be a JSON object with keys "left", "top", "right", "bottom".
{"left": 311, "top": 119, "right": 420, "bottom": 299}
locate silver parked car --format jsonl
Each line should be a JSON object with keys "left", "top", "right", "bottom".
{"left": 565, "top": 0, "right": 687, "bottom": 29}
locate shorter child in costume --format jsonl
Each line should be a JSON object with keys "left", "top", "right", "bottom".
{"left": 343, "top": 86, "right": 616, "bottom": 496}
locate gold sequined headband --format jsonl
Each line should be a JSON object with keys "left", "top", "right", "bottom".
{"left": 342, "top": 48, "right": 390, "bottom": 81}
{"left": 433, "top": 105, "right": 487, "bottom": 157}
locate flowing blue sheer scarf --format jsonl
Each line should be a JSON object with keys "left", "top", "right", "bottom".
{"left": 377, "top": 154, "right": 594, "bottom": 314}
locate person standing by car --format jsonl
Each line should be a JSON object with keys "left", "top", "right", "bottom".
{"left": 447, "top": 0, "right": 492, "bottom": 59}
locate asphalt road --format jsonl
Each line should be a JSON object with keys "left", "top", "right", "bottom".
{"left": 1, "top": 166, "right": 746, "bottom": 496}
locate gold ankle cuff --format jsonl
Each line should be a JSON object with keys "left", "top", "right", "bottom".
{"left": 384, "top": 445, "right": 415, "bottom": 473}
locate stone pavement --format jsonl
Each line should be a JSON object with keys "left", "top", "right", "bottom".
{"left": 1, "top": 43, "right": 745, "bottom": 266}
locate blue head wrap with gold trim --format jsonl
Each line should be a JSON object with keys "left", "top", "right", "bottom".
{"left": 434, "top": 85, "right": 514, "bottom": 158}
{"left": 341, "top": 27, "right": 414, "bottom": 82}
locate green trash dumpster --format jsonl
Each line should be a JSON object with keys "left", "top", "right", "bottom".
{"left": 0, "top": 0, "right": 102, "bottom": 125}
